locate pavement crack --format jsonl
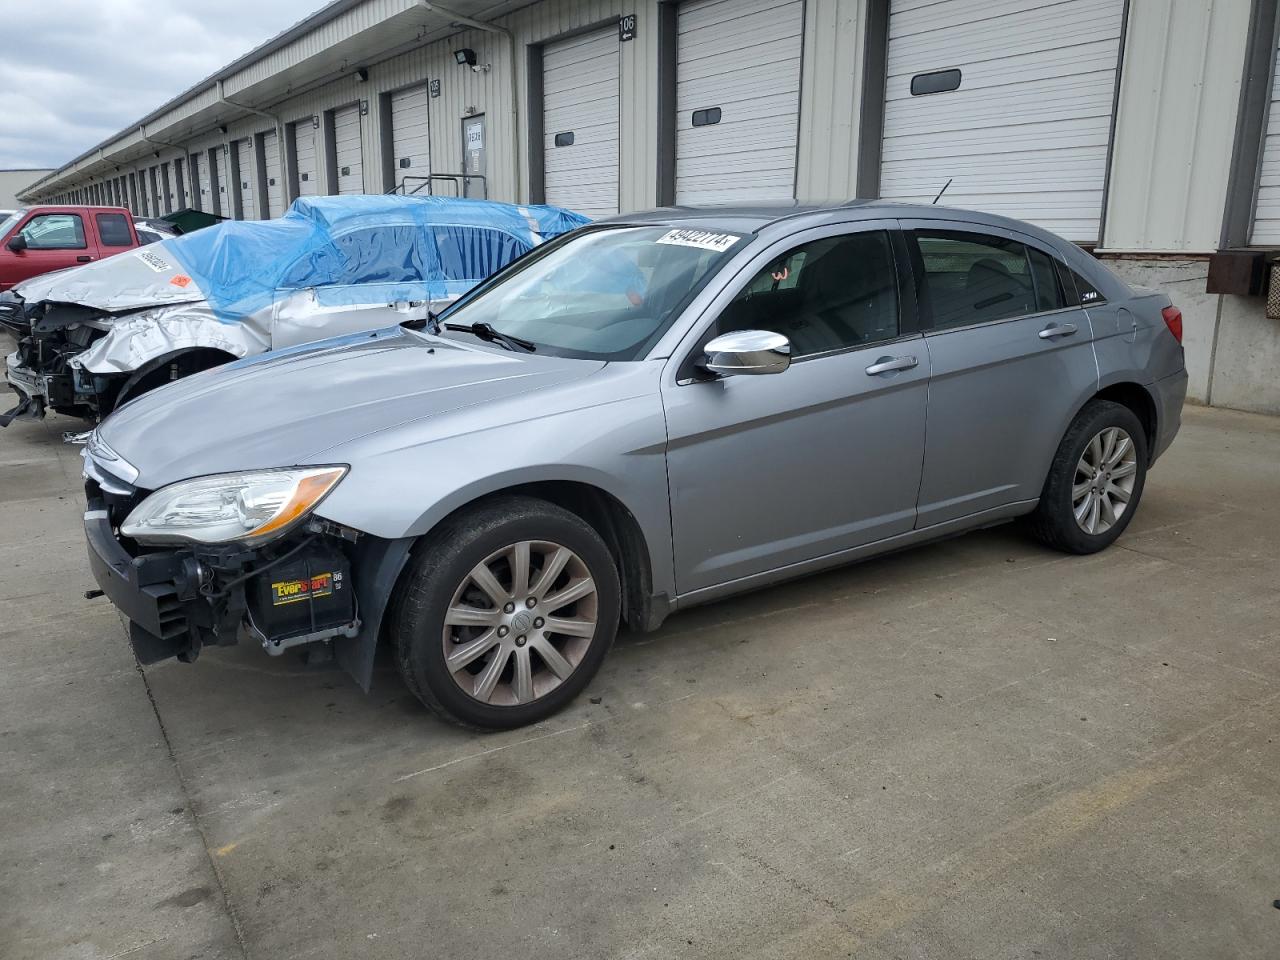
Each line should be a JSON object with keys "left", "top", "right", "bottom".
{"left": 135, "top": 658, "right": 251, "bottom": 960}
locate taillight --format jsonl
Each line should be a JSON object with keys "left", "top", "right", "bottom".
{"left": 1161, "top": 305, "right": 1183, "bottom": 344}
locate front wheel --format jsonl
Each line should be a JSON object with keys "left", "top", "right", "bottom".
{"left": 392, "top": 496, "right": 620, "bottom": 729}
{"left": 107, "top": 349, "right": 235, "bottom": 417}
{"left": 1027, "top": 399, "right": 1148, "bottom": 554}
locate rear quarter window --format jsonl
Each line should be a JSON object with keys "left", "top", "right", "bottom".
{"left": 96, "top": 213, "right": 133, "bottom": 247}
{"left": 1068, "top": 267, "right": 1106, "bottom": 306}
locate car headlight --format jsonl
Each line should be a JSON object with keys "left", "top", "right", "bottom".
{"left": 120, "top": 466, "right": 347, "bottom": 546}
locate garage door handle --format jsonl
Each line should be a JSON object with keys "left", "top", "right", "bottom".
{"left": 1038, "top": 322, "right": 1077, "bottom": 340}
{"left": 865, "top": 355, "right": 918, "bottom": 375}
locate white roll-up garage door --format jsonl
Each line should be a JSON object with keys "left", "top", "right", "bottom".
{"left": 391, "top": 85, "right": 432, "bottom": 189}
{"left": 543, "top": 26, "right": 620, "bottom": 218}
{"left": 675, "top": 0, "right": 804, "bottom": 205}
{"left": 234, "top": 139, "right": 256, "bottom": 219}
{"left": 212, "top": 148, "right": 227, "bottom": 217}
{"left": 333, "top": 105, "right": 365, "bottom": 195}
{"left": 194, "top": 153, "right": 212, "bottom": 213}
{"left": 293, "top": 120, "right": 319, "bottom": 197}
{"left": 262, "top": 131, "right": 285, "bottom": 217}
{"left": 149, "top": 167, "right": 162, "bottom": 215}
{"left": 161, "top": 163, "right": 174, "bottom": 213}
{"left": 1251, "top": 38, "right": 1280, "bottom": 243}
{"left": 880, "top": 0, "right": 1124, "bottom": 243}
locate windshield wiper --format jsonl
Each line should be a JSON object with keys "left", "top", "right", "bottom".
{"left": 443, "top": 321, "right": 536, "bottom": 352}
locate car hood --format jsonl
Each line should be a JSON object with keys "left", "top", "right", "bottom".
{"left": 95, "top": 326, "right": 606, "bottom": 488}
{"left": 14, "top": 247, "right": 206, "bottom": 313}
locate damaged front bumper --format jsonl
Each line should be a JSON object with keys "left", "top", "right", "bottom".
{"left": 2, "top": 351, "right": 49, "bottom": 425}
{"left": 83, "top": 474, "right": 413, "bottom": 690}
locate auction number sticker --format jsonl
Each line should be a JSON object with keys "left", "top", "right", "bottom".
{"left": 136, "top": 250, "right": 172, "bottom": 273}
{"left": 655, "top": 229, "right": 740, "bottom": 253}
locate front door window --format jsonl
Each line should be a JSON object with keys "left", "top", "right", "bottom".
{"left": 716, "top": 230, "right": 900, "bottom": 355}
{"left": 20, "top": 214, "right": 87, "bottom": 250}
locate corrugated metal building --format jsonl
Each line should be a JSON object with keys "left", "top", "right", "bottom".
{"left": 0, "top": 169, "right": 54, "bottom": 208}
{"left": 18, "top": 0, "right": 1280, "bottom": 413}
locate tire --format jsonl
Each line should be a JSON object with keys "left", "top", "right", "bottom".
{"left": 392, "top": 495, "right": 620, "bottom": 730}
{"left": 1027, "top": 400, "right": 1148, "bottom": 554}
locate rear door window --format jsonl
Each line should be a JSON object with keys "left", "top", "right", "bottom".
{"left": 19, "top": 214, "right": 87, "bottom": 250}
{"left": 914, "top": 231, "right": 1038, "bottom": 329}
{"left": 430, "top": 226, "right": 528, "bottom": 281}
{"left": 281, "top": 225, "right": 533, "bottom": 289}
{"left": 95, "top": 213, "right": 133, "bottom": 247}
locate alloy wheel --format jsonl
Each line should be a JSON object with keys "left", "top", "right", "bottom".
{"left": 1072, "top": 426, "right": 1138, "bottom": 535}
{"left": 441, "top": 540, "right": 599, "bottom": 706}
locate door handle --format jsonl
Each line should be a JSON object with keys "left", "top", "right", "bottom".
{"left": 1038, "top": 321, "right": 1077, "bottom": 340}
{"left": 865, "top": 355, "right": 918, "bottom": 376}
{"left": 76, "top": 256, "right": 93, "bottom": 262}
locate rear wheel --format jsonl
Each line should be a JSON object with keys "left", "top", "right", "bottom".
{"left": 392, "top": 496, "right": 620, "bottom": 729}
{"left": 1027, "top": 400, "right": 1148, "bottom": 554}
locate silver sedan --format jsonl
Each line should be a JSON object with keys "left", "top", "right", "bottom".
{"left": 83, "top": 202, "right": 1188, "bottom": 729}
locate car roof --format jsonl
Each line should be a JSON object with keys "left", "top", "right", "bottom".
{"left": 595, "top": 200, "right": 1066, "bottom": 240}
{"left": 23, "top": 204, "right": 127, "bottom": 212}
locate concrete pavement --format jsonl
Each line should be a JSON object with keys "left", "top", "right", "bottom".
{"left": 2, "top": 404, "right": 1278, "bottom": 959}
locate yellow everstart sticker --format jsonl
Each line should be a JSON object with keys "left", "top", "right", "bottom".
{"left": 271, "top": 572, "right": 334, "bottom": 606}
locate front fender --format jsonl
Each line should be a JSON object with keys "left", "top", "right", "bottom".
{"left": 312, "top": 369, "right": 676, "bottom": 602}
{"left": 73, "top": 303, "right": 271, "bottom": 375}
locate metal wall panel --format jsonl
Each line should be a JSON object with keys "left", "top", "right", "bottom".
{"left": 543, "top": 26, "right": 621, "bottom": 216}
{"left": 675, "top": 0, "right": 805, "bottom": 205}
{"left": 1104, "top": 0, "right": 1251, "bottom": 251}
{"left": 881, "top": 0, "right": 1124, "bottom": 243}
{"left": 796, "top": 0, "right": 869, "bottom": 200}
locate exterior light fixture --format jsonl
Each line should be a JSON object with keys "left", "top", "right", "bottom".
{"left": 454, "top": 48, "right": 477, "bottom": 67}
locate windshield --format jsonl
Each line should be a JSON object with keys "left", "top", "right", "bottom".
{"left": 0, "top": 210, "right": 24, "bottom": 239}
{"left": 437, "top": 225, "right": 747, "bottom": 360}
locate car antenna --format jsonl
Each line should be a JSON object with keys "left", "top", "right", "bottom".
{"left": 932, "top": 178, "right": 953, "bottom": 205}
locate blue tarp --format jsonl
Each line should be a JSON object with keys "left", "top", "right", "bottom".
{"left": 161, "top": 195, "right": 590, "bottom": 321}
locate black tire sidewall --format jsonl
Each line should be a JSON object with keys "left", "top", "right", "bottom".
{"left": 396, "top": 500, "right": 620, "bottom": 729}
{"left": 1042, "top": 401, "right": 1149, "bottom": 553}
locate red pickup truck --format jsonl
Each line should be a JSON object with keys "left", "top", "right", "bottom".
{"left": 0, "top": 205, "right": 143, "bottom": 292}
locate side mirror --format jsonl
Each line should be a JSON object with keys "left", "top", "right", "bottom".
{"left": 703, "top": 329, "right": 791, "bottom": 377}
{"left": 6, "top": 234, "right": 27, "bottom": 253}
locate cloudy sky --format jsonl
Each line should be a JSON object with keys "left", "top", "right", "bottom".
{"left": 1, "top": 0, "right": 321, "bottom": 171}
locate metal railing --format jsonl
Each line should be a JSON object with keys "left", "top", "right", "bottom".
{"left": 388, "top": 174, "right": 488, "bottom": 199}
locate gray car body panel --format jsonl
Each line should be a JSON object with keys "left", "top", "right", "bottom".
{"left": 897, "top": 216, "right": 1102, "bottom": 527}
{"left": 94, "top": 202, "right": 1186, "bottom": 653}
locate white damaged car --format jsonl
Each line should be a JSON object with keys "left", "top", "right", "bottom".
{"left": 1, "top": 194, "right": 587, "bottom": 426}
